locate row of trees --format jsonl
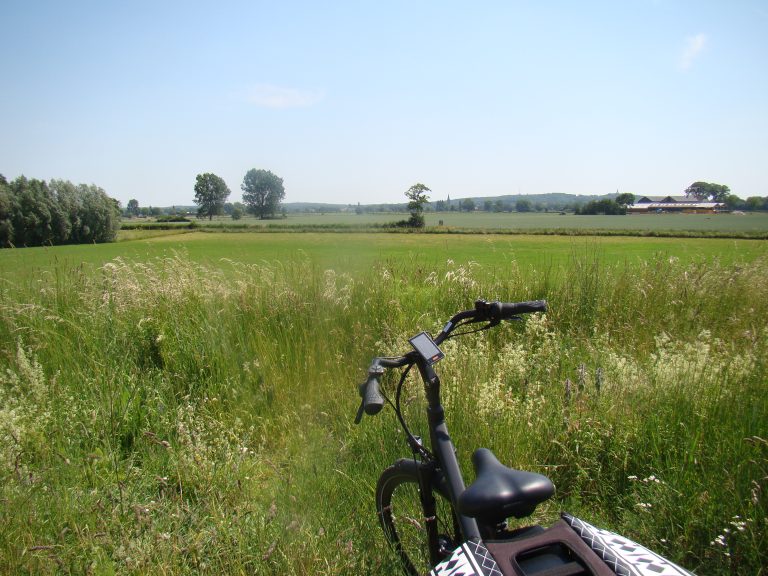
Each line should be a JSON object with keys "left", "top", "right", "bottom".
{"left": 573, "top": 193, "right": 636, "bottom": 215}
{"left": 0, "top": 175, "right": 121, "bottom": 247}
{"left": 685, "top": 181, "right": 730, "bottom": 202}
{"left": 432, "top": 198, "right": 564, "bottom": 213}
{"left": 725, "top": 195, "right": 768, "bottom": 211}
{"left": 682, "top": 181, "right": 766, "bottom": 209}
{"left": 575, "top": 199, "right": 627, "bottom": 215}
{"left": 193, "top": 169, "right": 285, "bottom": 220}
{"left": 125, "top": 200, "right": 165, "bottom": 218}
{"left": 433, "top": 197, "right": 571, "bottom": 213}
{"left": 399, "top": 184, "right": 623, "bottom": 223}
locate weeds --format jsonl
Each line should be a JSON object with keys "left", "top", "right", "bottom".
{"left": 0, "top": 251, "right": 766, "bottom": 574}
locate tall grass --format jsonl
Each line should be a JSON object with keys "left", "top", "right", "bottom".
{"left": 0, "top": 250, "right": 766, "bottom": 574}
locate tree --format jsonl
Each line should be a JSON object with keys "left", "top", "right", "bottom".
{"left": 242, "top": 169, "right": 285, "bottom": 219}
{"left": 405, "top": 183, "right": 430, "bottom": 228}
{"left": 516, "top": 199, "right": 532, "bottom": 213}
{"left": 461, "top": 198, "right": 475, "bottom": 212}
{"left": 7, "top": 176, "right": 66, "bottom": 246}
{"left": 685, "top": 181, "right": 730, "bottom": 202}
{"left": 73, "top": 183, "right": 122, "bottom": 243}
{"left": 194, "top": 173, "right": 231, "bottom": 220}
{"left": 483, "top": 200, "right": 493, "bottom": 212}
{"left": 725, "top": 194, "right": 745, "bottom": 211}
{"left": 615, "top": 193, "right": 635, "bottom": 207}
{"left": 575, "top": 199, "right": 625, "bottom": 215}
{"left": 0, "top": 175, "right": 12, "bottom": 247}
{"left": 127, "top": 199, "right": 140, "bottom": 217}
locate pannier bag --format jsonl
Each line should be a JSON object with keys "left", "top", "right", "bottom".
{"left": 429, "top": 513, "right": 696, "bottom": 576}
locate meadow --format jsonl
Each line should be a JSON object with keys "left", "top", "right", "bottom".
{"left": 0, "top": 232, "right": 766, "bottom": 575}
{"left": 3, "top": 231, "right": 766, "bottom": 275}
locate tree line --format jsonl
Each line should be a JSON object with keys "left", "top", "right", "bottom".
{"left": 0, "top": 175, "right": 121, "bottom": 248}
{"left": 135, "top": 175, "right": 768, "bottom": 219}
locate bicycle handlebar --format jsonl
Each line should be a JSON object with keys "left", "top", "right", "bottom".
{"left": 497, "top": 299, "right": 548, "bottom": 319}
{"left": 355, "top": 299, "right": 547, "bottom": 423}
{"left": 354, "top": 358, "right": 409, "bottom": 424}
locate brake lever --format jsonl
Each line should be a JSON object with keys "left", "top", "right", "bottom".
{"left": 354, "top": 399, "right": 365, "bottom": 425}
{"left": 354, "top": 380, "right": 368, "bottom": 424}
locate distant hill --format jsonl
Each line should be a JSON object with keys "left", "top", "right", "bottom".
{"left": 462, "top": 193, "right": 606, "bottom": 206}
{"left": 282, "top": 192, "right": 611, "bottom": 213}
{"left": 282, "top": 202, "right": 369, "bottom": 212}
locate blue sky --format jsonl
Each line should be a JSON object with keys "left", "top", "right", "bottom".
{"left": 2, "top": 1, "right": 766, "bottom": 207}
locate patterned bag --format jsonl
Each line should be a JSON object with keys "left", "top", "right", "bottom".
{"left": 428, "top": 514, "right": 696, "bottom": 576}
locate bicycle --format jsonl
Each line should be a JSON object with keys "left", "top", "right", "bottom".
{"left": 355, "top": 299, "right": 696, "bottom": 576}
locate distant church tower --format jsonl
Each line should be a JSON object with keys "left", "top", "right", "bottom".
{"left": 447, "top": 194, "right": 451, "bottom": 206}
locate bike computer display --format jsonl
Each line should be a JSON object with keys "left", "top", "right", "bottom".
{"left": 409, "top": 332, "right": 444, "bottom": 365}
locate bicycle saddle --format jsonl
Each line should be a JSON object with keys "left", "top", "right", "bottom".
{"left": 457, "top": 448, "right": 555, "bottom": 524}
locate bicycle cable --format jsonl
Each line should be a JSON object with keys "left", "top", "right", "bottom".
{"left": 395, "top": 363, "right": 433, "bottom": 461}
{"left": 440, "top": 318, "right": 499, "bottom": 341}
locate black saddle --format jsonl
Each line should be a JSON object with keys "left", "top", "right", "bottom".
{"left": 457, "top": 448, "right": 555, "bottom": 524}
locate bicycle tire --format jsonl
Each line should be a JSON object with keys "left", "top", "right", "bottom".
{"left": 376, "top": 462, "right": 461, "bottom": 575}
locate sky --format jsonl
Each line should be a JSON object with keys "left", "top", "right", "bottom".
{"left": 1, "top": 1, "right": 767, "bottom": 207}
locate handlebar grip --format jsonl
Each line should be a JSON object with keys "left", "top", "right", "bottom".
{"left": 497, "top": 299, "right": 547, "bottom": 319}
{"left": 362, "top": 376, "right": 385, "bottom": 415}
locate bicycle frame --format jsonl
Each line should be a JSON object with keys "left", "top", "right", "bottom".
{"left": 359, "top": 301, "right": 551, "bottom": 570}
{"left": 413, "top": 355, "right": 482, "bottom": 544}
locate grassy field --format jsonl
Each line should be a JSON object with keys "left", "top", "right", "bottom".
{"left": 0, "top": 232, "right": 766, "bottom": 574}
{"left": 2, "top": 231, "right": 766, "bottom": 280}
{"left": 180, "top": 210, "right": 768, "bottom": 234}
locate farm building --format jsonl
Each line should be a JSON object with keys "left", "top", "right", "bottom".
{"left": 628, "top": 195, "right": 725, "bottom": 214}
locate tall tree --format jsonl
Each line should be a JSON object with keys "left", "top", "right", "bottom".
{"left": 8, "top": 177, "right": 60, "bottom": 246}
{"left": 80, "top": 183, "right": 121, "bottom": 242}
{"left": 194, "top": 173, "right": 231, "bottom": 220}
{"left": 405, "top": 183, "right": 430, "bottom": 228}
{"left": 241, "top": 169, "right": 285, "bottom": 219}
{"left": 127, "top": 199, "right": 140, "bottom": 217}
{"left": 615, "top": 193, "right": 635, "bottom": 207}
{"left": 685, "top": 181, "right": 730, "bottom": 202}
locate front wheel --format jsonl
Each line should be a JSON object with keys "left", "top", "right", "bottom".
{"left": 376, "top": 461, "right": 461, "bottom": 575}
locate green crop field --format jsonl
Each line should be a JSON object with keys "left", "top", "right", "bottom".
{"left": 2, "top": 232, "right": 766, "bottom": 281}
{"left": 185, "top": 210, "right": 768, "bottom": 234}
{"left": 1, "top": 232, "right": 766, "bottom": 574}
